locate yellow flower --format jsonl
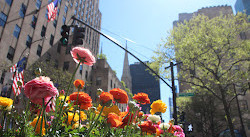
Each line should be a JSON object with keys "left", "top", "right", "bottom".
{"left": 72, "top": 122, "right": 83, "bottom": 129}
{"left": 80, "top": 111, "right": 87, "bottom": 121}
{"left": 59, "top": 95, "right": 70, "bottom": 101}
{"left": 66, "top": 111, "right": 87, "bottom": 125}
{"left": 66, "top": 112, "right": 79, "bottom": 125}
{"left": 150, "top": 100, "right": 167, "bottom": 115}
{"left": 0, "top": 96, "right": 13, "bottom": 107}
{"left": 96, "top": 104, "right": 120, "bottom": 116}
{"left": 30, "top": 117, "right": 46, "bottom": 135}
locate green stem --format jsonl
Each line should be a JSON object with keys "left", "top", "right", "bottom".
{"left": 71, "top": 90, "right": 80, "bottom": 126}
{"left": 125, "top": 112, "right": 132, "bottom": 136}
{"left": 85, "top": 105, "right": 105, "bottom": 137}
{"left": 53, "top": 62, "right": 81, "bottom": 133}
{"left": 40, "top": 99, "right": 45, "bottom": 136}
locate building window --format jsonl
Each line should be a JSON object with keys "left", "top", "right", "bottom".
{"left": 19, "top": 3, "right": 27, "bottom": 18}
{"left": 74, "top": 10, "right": 77, "bottom": 15}
{"left": 57, "top": 8, "right": 60, "bottom": 17}
{"left": 41, "top": 25, "right": 46, "bottom": 37}
{"left": 26, "top": 35, "right": 32, "bottom": 48}
{"left": 96, "top": 77, "right": 101, "bottom": 86}
{"left": 66, "top": 46, "right": 71, "bottom": 54}
{"left": 5, "top": 0, "right": 12, "bottom": 6}
{"left": 63, "top": 61, "right": 69, "bottom": 71}
{"left": 64, "top": 6, "right": 68, "bottom": 14}
{"left": 110, "top": 80, "right": 112, "bottom": 88}
{"left": 62, "top": 16, "right": 66, "bottom": 24}
{"left": 80, "top": 65, "right": 82, "bottom": 74}
{"left": 0, "top": 70, "right": 6, "bottom": 84}
{"left": 85, "top": 71, "right": 88, "bottom": 80}
{"left": 53, "top": 20, "right": 57, "bottom": 28}
{"left": 36, "top": 0, "right": 41, "bottom": 9}
{"left": 31, "top": 16, "right": 37, "bottom": 29}
{"left": 0, "top": 12, "right": 7, "bottom": 27}
{"left": 7, "top": 46, "right": 15, "bottom": 61}
{"left": 50, "top": 35, "right": 54, "bottom": 46}
{"left": 57, "top": 44, "right": 61, "bottom": 53}
{"left": 37, "top": 45, "right": 42, "bottom": 56}
{"left": 13, "top": 25, "right": 21, "bottom": 38}
{"left": 75, "top": 2, "right": 78, "bottom": 7}
{"left": 45, "top": 9, "right": 48, "bottom": 19}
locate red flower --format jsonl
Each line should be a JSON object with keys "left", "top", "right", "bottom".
{"left": 132, "top": 93, "right": 150, "bottom": 105}
{"left": 99, "top": 92, "right": 113, "bottom": 106}
{"left": 107, "top": 113, "right": 123, "bottom": 127}
{"left": 109, "top": 88, "right": 128, "bottom": 104}
{"left": 71, "top": 47, "right": 96, "bottom": 66}
{"left": 69, "top": 92, "right": 92, "bottom": 110}
{"left": 138, "top": 121, "right": 157, "bottom": 134}
{"left": 73, "top": 79, "right": 85, "bottom": 89}
{"left": 119, "top": 112, "right": 135, "bottom": 128}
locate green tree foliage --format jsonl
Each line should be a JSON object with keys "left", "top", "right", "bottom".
{"left": 149, "top": 13, "right": 250, "bottom": 137}
{"left": 24, "top": 60, "right": 73, "bottom": 92}
{"left": 97, "top": 53, "right": 107, "bottom": 60}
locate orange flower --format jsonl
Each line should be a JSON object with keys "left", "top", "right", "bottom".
{"left": 138, "top": 111, "right": 144, "bottom": 118}
{"left": 69, "top": 92, "right": 92, "bottom": 110}
{"left": 167, "top": 123, "right": 176, "bottom": 134}
{"left": 73, "top": 79, "right": 85, "bottom": 89}
{"left": 132, "top": 93, "right": 150, "bottom": 105}
{"left": 99, "top": 92, "right": 113, "bottom": 106}
{"left": 96, "top": 104, "right": 120, "bottom": 116}
{"left": 30, "top": 117, "right": 46, "bottom": 135}
{"left": 107, "top": 113, "right": 123, "bottom": 127}
{"left": 138, "top": 121, "right": 157, "bottom": 134}
{"left": 109, "top": 88, "right": 128, "bottom": 104}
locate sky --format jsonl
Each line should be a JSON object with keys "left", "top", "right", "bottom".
{"left": 98, "top": 0, "right": 236, "bottom": 121}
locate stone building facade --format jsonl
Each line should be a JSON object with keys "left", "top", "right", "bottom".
{"left": 0, "top": 0, "right": 102, "bottom": 93}
{"left": 91, "top": 59, "right": 127, "bottom": 112}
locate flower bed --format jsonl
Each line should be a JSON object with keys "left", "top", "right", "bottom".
{"left": 0, "top": 47, "right": 185, "bottom": 137}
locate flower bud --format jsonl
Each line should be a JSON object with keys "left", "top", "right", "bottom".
{"left": 34, "top": 68, "right": 42, "bottom": 75}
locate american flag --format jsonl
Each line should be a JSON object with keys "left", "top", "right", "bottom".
{"left": 9, "top": 57, "right": 26, "bottom": 96}
{"left": 47, "top": 0, "right": 58, "bottom": 22}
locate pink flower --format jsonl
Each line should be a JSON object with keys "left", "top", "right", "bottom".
{"left": 173, "top": 125, "right": 185, "bottom": 137}
{"left": 70, "top": 47, "right": 96, "bottom": 66}
{"left": 24, "top": 76, "right": 58, "bottom": 109}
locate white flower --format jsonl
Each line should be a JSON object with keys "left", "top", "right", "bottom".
{"left": 159, "top": 123, "right": 170, "bottom": 130}
{"left": 147, "top": 114, "right": 161, "bottom": 123}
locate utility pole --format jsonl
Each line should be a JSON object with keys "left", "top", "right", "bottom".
{"left": 170, "top": 62, "right": 177, "bottom": 125}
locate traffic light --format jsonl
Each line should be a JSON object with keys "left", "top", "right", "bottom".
{"left": 60, "top": 25, "right": 70, "bottom": 46}
{"left": 73, "top": 26, "right": 85, "bottom": 45}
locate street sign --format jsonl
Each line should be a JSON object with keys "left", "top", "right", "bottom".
{"left": 178, "top": 93, "right": 194, "bottom": 97}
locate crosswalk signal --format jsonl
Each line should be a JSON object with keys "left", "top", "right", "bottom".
{"left": 60, "top": 25, "right": 70, "bottom": 46}
{"left": 73, "top": 26, "right": 85, "bottom": 45}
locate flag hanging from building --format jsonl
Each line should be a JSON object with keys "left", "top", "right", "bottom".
{"left": 47, "top": 0, "right": 58, "bottom": 22}
{"left": 9, "top": 57, "right": 26, "bottom": 96}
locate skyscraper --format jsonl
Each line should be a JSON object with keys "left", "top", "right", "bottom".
{"left": 235, "top": 0, "right": 250, "bottom": 15}
{"left": 130, "top": 61, "right": 160, "bottom": 114}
